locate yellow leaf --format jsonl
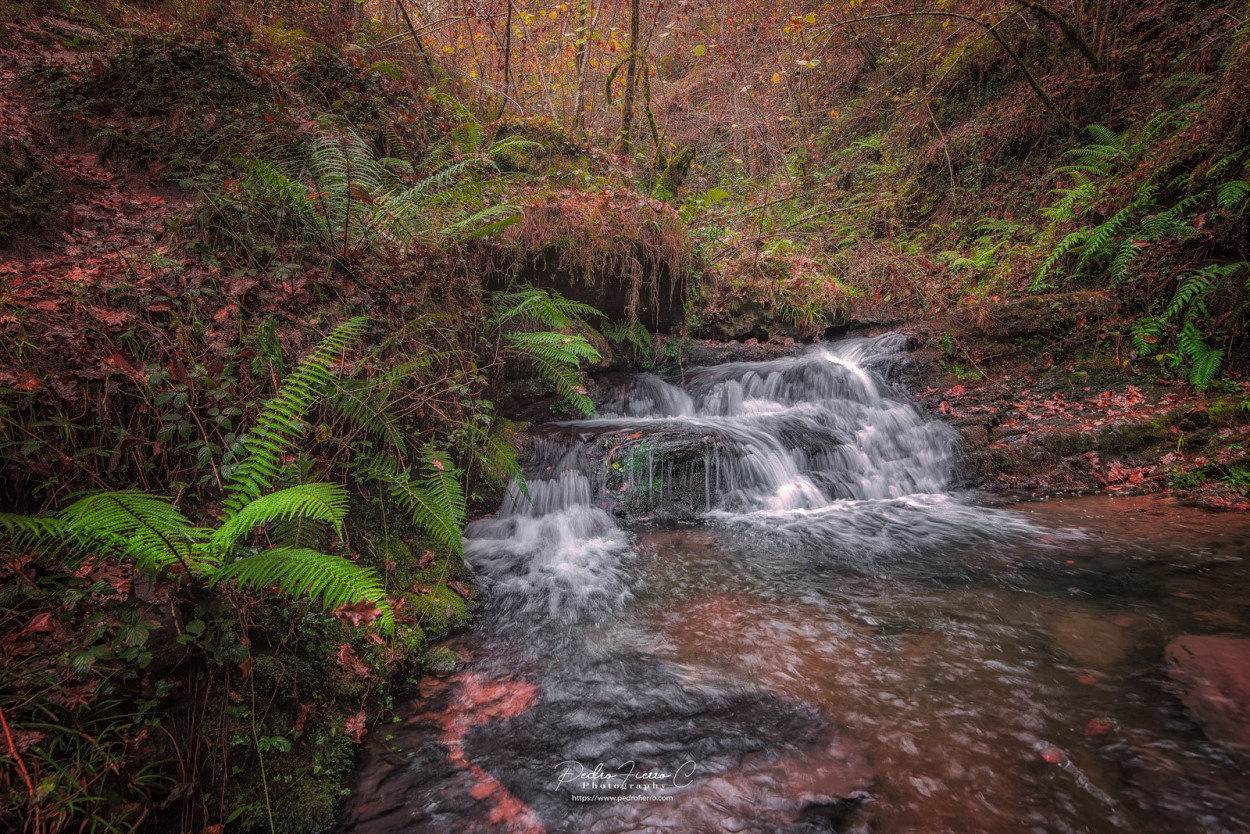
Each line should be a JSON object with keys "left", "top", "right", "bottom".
{"left": 804, "top": 12, "right": 817, "bottom": 24}
{"left": 772, "top": 71, "right": 782, "bottom": 83}
{"left": 828, "top": 109, "right": 840, "bottom": 119}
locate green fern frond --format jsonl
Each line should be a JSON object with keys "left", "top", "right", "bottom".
{"left": 442, "top": 204, "right": 523, "bottom": 242}
{"left": 0, "top": 512, "right": 107, "bottom": 565}
{"left": 212, "top": 548, "right": 395, "bottom": 634}
{"left": 1130, "top": 317, "right": 1163, "bottom": 355}
{"left": 1084, "top": 125, "right": 1125, "bottom": 150}
{"left": 492, "top": 287, "right": 604, "bottom": 328}
{"left": 1190, "top": 347, "right": 1225, "bottom": 391}
{"left": 362, "top": 454, "right": 465, "bottom": 556}
{"left": 603, "top": 320, "right": 653, "bottom": 353}
{"left": 1166, "top": 273, "right": 1214, "bottom": 320}
{"left": 1034, "top": 229, "right": 1089, "bottom": 289}
{"left": 419, "top": 445, "right": 467, "bottom": 530}
{"left": 461, "top": 419, "right": 525, "bottom": 489}
{"left": 211, "top": 483, "right": 349, "bottom": 554}
{"left": 1217, "top": 180, "right": 1250, "bottom": 211}
{"left": 223, "top": 317, "right": 369, "bottom": 518}
{"left": 328, "top": 377, "right": 406, "bottom": 452}
{"left": 1108, "top": 241, "right": 1143, "bottom": 283}
{"left": 59, "top": 491, "right": 208, "bottom": 575}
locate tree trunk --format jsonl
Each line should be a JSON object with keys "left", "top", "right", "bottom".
{"left": 617, "top": 0, "right": 641, "bottom": 155}
{"left": 499, "top": 0, "right": 514, "bottom": 118}
{"left": 572, "top": 0, "right": 599, "bottom": 132}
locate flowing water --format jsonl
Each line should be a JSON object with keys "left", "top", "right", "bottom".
{"left": 342, "top": 334, "right": 1250, "bottom": 834}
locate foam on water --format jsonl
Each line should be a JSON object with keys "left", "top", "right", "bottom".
{"left": 464, "top": 333, "right": 1043, "bottom": 627}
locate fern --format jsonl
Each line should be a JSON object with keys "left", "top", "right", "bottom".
{"left": 492, "top": 286, "right": 604, "bottom": 328}
{"left": 1176, "top": 320, "right": 1224, "bottom": 390}
{"left": 1130, "top": 317, "right": 1164, "bottom": 355}
{"left": 239, "top": 112, "right": 534, "bottom": 257}
{"left": 490, "top": 287, "right": 604, "bottom": 416}
{"left": 1034, "top": 229, "right": 1089, "bottom": 289}
{"left": 505, "top": 331, "right": 601, "bottom": 415}
{"left": 1216, "top": 180, "right": 1250, "bottom": 212}
{"left": 213, "top": 547, "right": 394, "bottom": 634}
{"left": 211, "top": 483, "right": 348, "bottom": 553}
{"left": 0, "top": 492, "right": 208, "bottom": 576}
{"left": 459, "top": 418, "right": 525, "bottom": 489}
{"left": 222, "top": 317, "right": 368, "bottom": 518}
{"left": 1, "top": 485, "right": 393, "bottom": 631}
{"left": 603, "top": 320, "right": 653, "bottom": 354}
{"left": 1166, "top": 272, "right": 1214, "bottom": 320}
{"left": 362, "top": 453, "right": 466, "bottom": 557}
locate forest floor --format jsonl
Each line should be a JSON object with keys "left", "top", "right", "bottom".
{"left": 910, "top": 295, "right": 1250, "bottom": 509}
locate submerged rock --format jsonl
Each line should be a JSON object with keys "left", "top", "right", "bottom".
{"left": 1165, "top": 635, "right": 1250, "bottom": 764}
{"left": 1048, "top": 609, "right": 1153, "bottom": 667}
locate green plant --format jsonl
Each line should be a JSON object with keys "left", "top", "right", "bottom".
{"left": 489, "top": 286, "right": 604, "bottom": 415}
{"left": 1220, "top": 467, "right": 1250, "bottom": 495}
{"left": 236, "top": 113, "right": 539, "bottom": 262}
{"left": 1131, "top": 261, "right": 1248, "bottom": 390}
{"left": 0, "top": 319, "right": 395, "bottom": 632}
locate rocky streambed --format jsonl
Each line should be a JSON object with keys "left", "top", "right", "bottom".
{"left": 340, "top": 330, "right": 1250, "bottom": 833}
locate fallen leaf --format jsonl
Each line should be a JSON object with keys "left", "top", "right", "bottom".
{"left": 345, "top": 710, "right": 367, "bottom": 743}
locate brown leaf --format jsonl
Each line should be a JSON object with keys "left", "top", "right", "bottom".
{"left": 447, "top": 580, "right": 475, "bottom": 600}
{"left": 345, "top": 710, "right": 367, "bottom": 743}
{"left": 334, "top": 599, "right": 383, "bottom": 628}
{"left": 336, "top": 644, "right": 371, "bottom": 680}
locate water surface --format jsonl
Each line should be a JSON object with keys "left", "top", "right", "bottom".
{"left": 342, "top": 336, "right": 1250, "bottom": 833}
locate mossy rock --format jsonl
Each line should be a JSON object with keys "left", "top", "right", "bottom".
{"left": 405, "top": 583, "right": 471, "bottom": 638}
{"left": 952, "top": 292, "right": 1109, "bottom": 343}
{"left": 1092, "top": 420, "right": 1170, "bottom": 455}
{"left": 1210, "top": 397, "right": 1250, "bottom": 428}
{"left": 423, "top": 645, "right": 463, "bottom": 677}
{"left": 1039, "top": 430, "right": 1095, "bottom": 457}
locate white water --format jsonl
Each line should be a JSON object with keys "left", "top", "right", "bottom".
{"left": 465, "top": 334, "right": 1045, "bottom": 626}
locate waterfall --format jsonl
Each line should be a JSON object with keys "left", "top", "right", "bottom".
{"left": 465, "top": 334, "right": 1036, "bottom": 624}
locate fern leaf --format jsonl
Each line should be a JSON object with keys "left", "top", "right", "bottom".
{"left": 1190, "top": 347, "right": 1225, "bottom": 391}
{"left": 1217, "top": 180, "right": 1250, "bottom": 211}
{"left": 223, "top": 317, "right": 369, "bottom": 518}
{"left": 211, "top": 483, "right": 349, "bottom": 553}
{"left": 212, "top": 547, "right": 395, "bottom": 634}
{"left": 362, "top": 455, "right": 465, "bottom": 556}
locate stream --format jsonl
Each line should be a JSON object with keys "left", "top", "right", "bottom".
{"left": 341, "top": 334, "right": 1250, "bottom": 834}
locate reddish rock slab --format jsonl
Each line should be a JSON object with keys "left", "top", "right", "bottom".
{"left": 1165, "top": 635, "right": 1250, "bottom": 764}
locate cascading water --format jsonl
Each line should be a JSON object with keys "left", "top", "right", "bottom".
{"left": 342, "top": 334, "right": 1250, "bottom": 834}
{"left": 465, "top": 333, "right": 1037, "bottom": 624}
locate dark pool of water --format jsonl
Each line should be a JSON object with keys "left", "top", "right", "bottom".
{"left": 341, "top": 493, "right": 1250, "bottom": 834}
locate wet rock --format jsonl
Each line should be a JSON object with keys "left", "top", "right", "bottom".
{"left": 425, "top": 646, "right": 466, "bottom": 677}
{"left": 1048, "top": 609, "right": 1153, "bottom": 667}
{"left": 1165, "top": 635, "right": 1250, "bottom": 764}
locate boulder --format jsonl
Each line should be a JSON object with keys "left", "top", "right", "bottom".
{"left": 1165, "top": 635, "right": 1250, "bottom": 764}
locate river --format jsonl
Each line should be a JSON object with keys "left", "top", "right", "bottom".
{"left": 341, "top": 334, "right": 1250, "bottom": 834}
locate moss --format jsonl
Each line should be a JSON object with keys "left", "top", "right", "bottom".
{"left": 406, "top": 583, "right": 471, "bottom": 637}
{"left": 423, "top": 645, "right": 463, "bottom": 677}
{"left": 1093, "top": 420, "right": 1170, "bottom": 455}
{"left": 1040, "top": 430, "right": 1095, "bottom": 457}
{"left": 237, "top": 710, "right": 359, "bottom": 834}
{"left": 1209, "top": 397, "right": 1250, "bottom": 428}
